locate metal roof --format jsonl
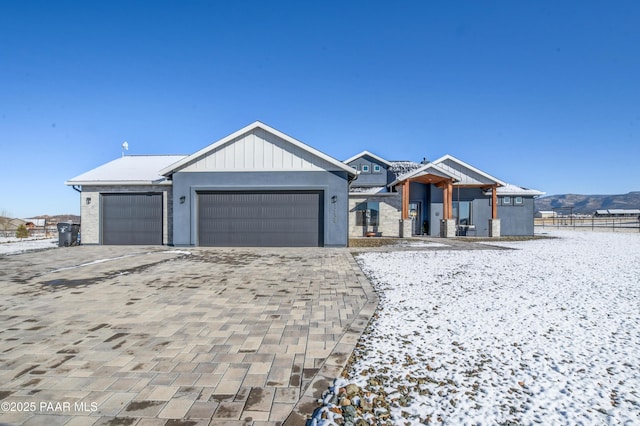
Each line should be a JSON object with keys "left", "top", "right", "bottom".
{"left": 65, "top": 155, "right": 187, "bottom": 186}
{"left": 492, "top": 183, "right": 545, "bottom": 197}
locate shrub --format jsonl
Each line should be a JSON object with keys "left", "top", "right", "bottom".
{"left": 16, "top": 224, "right": 29, "bottom": 239}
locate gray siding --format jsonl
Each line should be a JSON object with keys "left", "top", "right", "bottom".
{"left": 498, "top": 197, "right": 536, "bottom": 236}
{"left": 347, "top": 155, "right": 389, "bottom": 187}
{"left": 172, "top": 171, "right": 350, "bottom": 247}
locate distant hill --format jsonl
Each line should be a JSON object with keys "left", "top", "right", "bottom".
{"left": 535, "top": 191, "right": 640, "bottom": 215}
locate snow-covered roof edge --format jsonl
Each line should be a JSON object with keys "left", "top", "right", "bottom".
{"left": 65, "top": 155, "right": 187, "bottom": 186}
{"left": 343, "top": 150, "right": 392, "bottom": 167}
{"left": 483, "top": 183, "right": 545, "bottom": 197}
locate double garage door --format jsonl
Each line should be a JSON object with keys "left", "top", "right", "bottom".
{"left": 102, "top": 193, "right": 163, "bottom": 245}
{"left": 198, "top": 191, "right": 323, "bottom": 247}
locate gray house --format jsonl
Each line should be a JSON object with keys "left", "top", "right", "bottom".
{"left": 345, "top": 151, "right": 543, "bottom": 238}
{"left": 66, "top": 121, "right": 356, "bottom": 247}
{"left": 67, "top": 123, "right": 542, "bottom": 246}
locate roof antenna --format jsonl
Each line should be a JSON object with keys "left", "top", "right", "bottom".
{"left": 122, "top": 141, "right": 129, "bottom": 157}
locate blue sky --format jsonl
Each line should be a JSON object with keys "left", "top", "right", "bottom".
{"left": 1, "top": 1, "right": 639, "bottom": 218}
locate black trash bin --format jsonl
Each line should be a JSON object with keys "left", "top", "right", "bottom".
{"left": 57, "top": 222, "right": 81, "bottom": 247}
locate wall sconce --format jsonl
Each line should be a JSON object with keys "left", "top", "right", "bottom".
{"left": 331, "top": 195, "right": 337, "bottom": 204}
{"left": 85, "top": 197, "right": 91, "bottom": 205}
{"left": 179, "top": 196, "right": 186, "bottom": 204}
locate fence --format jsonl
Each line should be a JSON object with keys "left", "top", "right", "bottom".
{"left": 535, "top": 217, "right": 640, "bottom": 233}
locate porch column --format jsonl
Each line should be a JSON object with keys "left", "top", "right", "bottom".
{"left": 444, "top": 180, "right": 453, "bottom": 220}
{"left": 491, "top": 184, "right": 498, "bottom": 219}
{"left": 400, "top": 181, "right": 412, "bottom": 238}
{"left": 489, "top": 184, "right": 501, "bottom": 237}
{"left": 440, "top": 180, "right": 456, "bottom": 238}
{"left": 401, "top": 181, "right": 410, "bottom": 220}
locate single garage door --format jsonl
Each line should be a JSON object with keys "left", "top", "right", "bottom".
{"left": 102, "top": 193, "right": 163, "bottom": 245}
{"left": 198, "top": 191, "right": 323, "bottom": 247}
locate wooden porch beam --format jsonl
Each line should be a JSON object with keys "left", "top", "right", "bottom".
{"left": 445, "top": 180, "right": 453, "bottom": 220}
{"left": 491, "top": 184, "right": 498, "bottom": 219}
{"left": 401, "top": 181, "right": 410, "bottom": 220}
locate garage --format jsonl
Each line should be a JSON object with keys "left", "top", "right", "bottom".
{"left": 197, "top": 191, "right": 323, "bottom": 247}
{"left": 101, "top": 193, "right": 163, "bottom": 245}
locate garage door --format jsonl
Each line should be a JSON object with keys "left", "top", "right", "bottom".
{"left": 102, "top": 193, "right": 163, "bottom": 245}
{"left": 198, "top": 191, "right": 323, "bottom": 247}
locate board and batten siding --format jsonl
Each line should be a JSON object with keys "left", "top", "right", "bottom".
{"left": 181, "top": 128, "right": 339, "bottom": 172}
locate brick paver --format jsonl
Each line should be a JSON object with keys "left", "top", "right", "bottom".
{"left": 0, "top": 245, "right": 377, "bottom": 425}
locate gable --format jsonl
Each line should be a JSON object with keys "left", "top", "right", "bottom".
{"left": 162, "top": 121, "right": 356, "bottom": 176}
{"left": 432, "top": 155, "right": 505, "bottom": 186}
{"left": 180, "top": 128, "right": 339, "bottom": 172}
{"left": 343, "top": 150, "right": 392, "bottom": 167}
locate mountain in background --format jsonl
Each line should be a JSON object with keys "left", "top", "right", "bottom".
{"left": 535, "top": 191, "right": 640, "bottom": 215}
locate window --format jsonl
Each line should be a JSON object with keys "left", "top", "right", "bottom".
{"left": 351, "top": 165, "right": 359, "bottom": 171}
{"left": 373, "top": 164, "right": 382, "bottom": 173}
{"left": 453, "top": 201, "right": 472, "bottom": 226}
{"left": 362, "top": 165, "right": 370, "bottom": 172}
{"left": 502, "top": 196, "right": 511, "bottom": 205}
{"left": 355, "top": 202, "right": 379, "bottom": 226}
{"left": 515, "top": 196, "right": 523, "bottom": 205}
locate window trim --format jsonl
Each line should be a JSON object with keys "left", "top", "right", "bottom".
{"left": 514, "top": 196, "right": 524, "bottom": 205}
{"left": 361, "top": 165, "right": 370, "bottom": 172}
{"left": 502, "top": 196, "right": 511, "bottom": 205}
{"left": 373, "top": 164, "right": 382, "bottom": 173}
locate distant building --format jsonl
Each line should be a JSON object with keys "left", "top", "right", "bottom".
{"left": 594, "top": 209, "right": 640, "bottom": 217}
{"left": 535, "top": 211, "right": 557, "bottom": 218}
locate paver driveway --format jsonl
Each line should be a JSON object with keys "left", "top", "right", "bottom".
{"left": 0, "top": 246, "right": 376, "bottom": 426}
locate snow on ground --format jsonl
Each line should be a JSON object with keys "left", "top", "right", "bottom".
{"left": 0, "top": 237, "right": 57, "bottom": 255}
{"left": 315, "top": 231, "right": 640, "bottom": 425}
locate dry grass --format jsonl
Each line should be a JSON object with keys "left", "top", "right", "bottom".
{"left": 349, "top": 235, "right": 553, "bottom": 247}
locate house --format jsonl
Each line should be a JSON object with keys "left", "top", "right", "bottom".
{"left": 594, "top": 209, "right": 640, "bottom": 217}
{"left": 345, "top": 151, "right": 544, "bottom": 238}
{"left": 535, "top": 210, "right": 557, "bottom": 218}
{"left": 0, "top": 218, "right": 27, "bottom": 237}
{"left": 66, "top": 121, "right": 356, "bottom": 247}
{"left": 66, "top": 122, "right": 542, "bottom": 246}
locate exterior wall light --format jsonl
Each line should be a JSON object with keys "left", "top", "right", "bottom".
{"left": 85, "top": 197, "right": 91, "bottom": 205}
{"left": 331, "top": 195, "right": 337, "bottom": 203}
{"left": 180, "top": 196, "right": 186, "bottom": 204}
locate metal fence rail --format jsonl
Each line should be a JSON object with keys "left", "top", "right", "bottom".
{"left": 535, "top": 217, "right": 640, "bottom": 233}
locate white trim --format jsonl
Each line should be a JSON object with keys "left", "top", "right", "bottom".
{"left": 64, "top": 180, "right": 173, "bottom": 186}
{"left": 160, "top": 121, "right": 357, "bottom": 177}
{"left": 343, "top": 150, "right": 393, "bottom": 167}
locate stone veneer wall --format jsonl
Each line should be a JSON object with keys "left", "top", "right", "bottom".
{"left": 348, "top": 193, "right": 402, "bottom": 238}
{"left": 79, "top": 185, "right": 173, "bottom": 245}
